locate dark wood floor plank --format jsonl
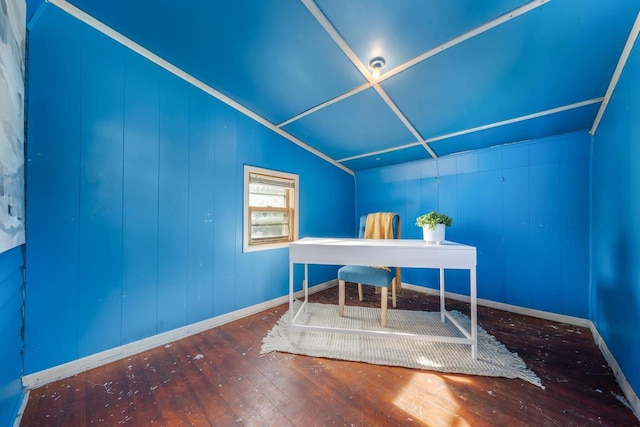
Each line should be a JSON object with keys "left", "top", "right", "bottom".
{"left": 57, "top": 373, "right": 88, "bottom": 426}
{"left": 196, "top": 328, "right": 319, "bottom": 426}
{"left": 20, "top": 286, "right": 640, "bottom": 426}
{"left": 134, "top": 348, "right": 189, "bottom": 425}
{"left": 166, "top": 336, "right": 255, "bottom": 426}
{"left": 140, "top": 344, "right": 212, "bottom": 425}
{"left": 84, "top": 357, "right": 137, "bottom": 425}
{"left": 196, "top": 328, "right": 314, "bottom": 426}
{"left": 118, "top": 354, "right": 165, "bottom": 425}
{"left": 20, "top": 372, "right": 88, "bottom": 426}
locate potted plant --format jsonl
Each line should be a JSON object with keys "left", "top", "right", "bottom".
{"left": 415, "top": 211, "right": 452, "bottom": 244}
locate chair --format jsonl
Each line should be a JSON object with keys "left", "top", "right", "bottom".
{"left": 338, "top": 213, "right": 400, "bottom": 327}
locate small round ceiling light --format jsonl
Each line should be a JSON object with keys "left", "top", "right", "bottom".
{"left": 368, "top": 56, "right": 386, "bottom": 79}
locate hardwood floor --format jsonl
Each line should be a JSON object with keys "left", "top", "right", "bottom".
{"left": 20, "top": 285, "right": 639, "bottom": 426}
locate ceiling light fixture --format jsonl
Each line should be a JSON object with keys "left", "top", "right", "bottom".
{"left": 368, "top": 56, "right": 386, "bottom": 79}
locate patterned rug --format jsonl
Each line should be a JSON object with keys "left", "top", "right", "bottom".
{"left": 261, "top": 302, "right": 543, "bottom": 388}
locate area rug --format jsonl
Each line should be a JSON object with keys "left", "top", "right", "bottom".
{"left": 261, "top": 302, "right": 543, "bottom": 389}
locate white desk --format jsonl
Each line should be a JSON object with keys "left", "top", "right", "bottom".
{"left": 288, "top": 237, "right": 478, "bottom": 359}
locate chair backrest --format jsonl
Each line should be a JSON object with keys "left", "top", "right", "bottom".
{"left": 357, "top": 214, "right": 399, "bottom": 239}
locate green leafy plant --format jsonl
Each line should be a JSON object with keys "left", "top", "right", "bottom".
{"left": 415, "top": 211, "right": 453, "bottom": 230}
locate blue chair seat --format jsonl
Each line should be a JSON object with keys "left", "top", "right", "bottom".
{"left": 337, "top": 266, "right": 395, "bottom": 287}
{"left": 338, "top": 213, "right": 400, "bottom": 327}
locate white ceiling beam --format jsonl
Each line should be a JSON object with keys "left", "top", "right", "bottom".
{"left": 277, "top": 82, "right": 370, "bottom": 128}
{"left": 378, "top": 0, "right": 551, "bottom": 83}
{"left": 292, "top": 0, "right": 551, "bottom": 160}
{"left": 372, "top": 85, "right": 438, "bottom": 158}
{"left": 590, "top": 11, "right": 640, "bottom": 136}
{"left": 286, "top": 0, "right": 550, "bottom": 130}
{"left": 45, "top": 0, "right": 355, "bottom": 176}
{"left": 338, "top": 98, "right": 602, "bottom": 163}
{"left": 300, "top": 0, "right": 378, "bottom": 83}
{"left": 302, "top": 0, "right": 437, "bottom": 158}
{"left": 337, "top": 141, "right": 423, "bottom": 163}
{"left": 426, "top": 97, "right": 602, "bottom": 144}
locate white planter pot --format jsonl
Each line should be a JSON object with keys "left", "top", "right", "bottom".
{"left": 422, "top": 224, "right": 445, "bottom": 244}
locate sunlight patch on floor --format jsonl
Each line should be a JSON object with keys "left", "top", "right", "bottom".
{"left": 392, "top": 372, "right": 471, "bottom": 426}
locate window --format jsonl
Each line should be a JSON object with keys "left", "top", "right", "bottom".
{"left": 243, "top": 165, "right": 298, "bottom": 252}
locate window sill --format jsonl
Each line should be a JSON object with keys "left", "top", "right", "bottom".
{"left": 243, "top": 241, "right": 290, "bottom": 253}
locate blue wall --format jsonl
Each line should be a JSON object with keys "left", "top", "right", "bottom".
{"left": 22, "top": 0, "right": 639, "bottom": 408}
{"left": 0, "top": 246, "right": 24, "bottom": 427}
{"left": 24, "top": 6, "right": 354, "bottom": 374}
{"left": 591, "top": 38, "right": 640, "bottom": 396}
{"left": 356, "top": 131, "right": 590, "bottom": 317}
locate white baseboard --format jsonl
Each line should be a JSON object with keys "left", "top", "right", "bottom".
{"left": 13, "top": 389, "right": 29, "bottom": 427}
{"left": 401, "top": 282, "right": 592, "bottom": 327}
{"left": 401, "top": 282, "right": 640, "bottom": 419}
{"left": 590, "top": 323, "right": 640, "bottom": 419}
{"left": 22, "top": 279, "right": 336, "bottom": 390}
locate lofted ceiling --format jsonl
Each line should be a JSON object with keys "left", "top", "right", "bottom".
{"left": 26, "top": 0, "right": 640, "bottom": 173}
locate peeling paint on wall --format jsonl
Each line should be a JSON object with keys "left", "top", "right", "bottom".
{"left": 0, "top": 0, "right": 26, "bottom": 253}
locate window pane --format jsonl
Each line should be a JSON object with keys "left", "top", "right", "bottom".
{"left": 251, "top": 210, "right": 290, "bottom": 240}
{"left": 249, "top": 183, "right": 287, "bottom": 208}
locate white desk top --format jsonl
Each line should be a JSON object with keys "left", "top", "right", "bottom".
{"left": 290, "top": 237, "right": 476, "bottom": 269}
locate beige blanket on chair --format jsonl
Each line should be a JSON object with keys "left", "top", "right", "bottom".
{"left": 364, "top": 212, "right": 402, "bottom": 289}
{"left": 364, "top": 212, "right": 396, "bottom": 239}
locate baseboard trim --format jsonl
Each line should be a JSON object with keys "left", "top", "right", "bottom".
{"left": 22, "top": 279, "right": 336, "bottom": 390}
{"left": 13, "top": 389, "right": 29, "bottom": 427}
{"left": 590, "top": 323, "right": 640, "bottom": 419}
{"left": 401, "top": 282, "right": 640, "bottom": 419}
{"left": 400, "top": 282, "right": 592, "bottom": 327}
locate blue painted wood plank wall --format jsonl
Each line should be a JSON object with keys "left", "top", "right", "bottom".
{"left": 355, "top": 131, "right": 590, "bottom": 318}
{"left": 591, "top": 34, "right": 640, "bottom": 399}
{"left": 0, "top": 246, "right": 24, "bottom": 427}
{"left": 24, "top": 5, "right": 355, "bottom": 374}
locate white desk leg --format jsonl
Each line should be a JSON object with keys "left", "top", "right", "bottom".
{"left": 440, "top": 268, "right": 445, "bottom": 323}
{"left": 289, "top": 261, "right": 294, "bottom": 341}
{"left": 471, "top": 266, "right": 478, "bottom": 360}
{"left": 304, "top": 264, "right": 309, "bottom": 312}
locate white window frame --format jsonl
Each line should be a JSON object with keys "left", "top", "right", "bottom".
{"left": 243, "top": 165, "right": 299, "bottom": 253}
